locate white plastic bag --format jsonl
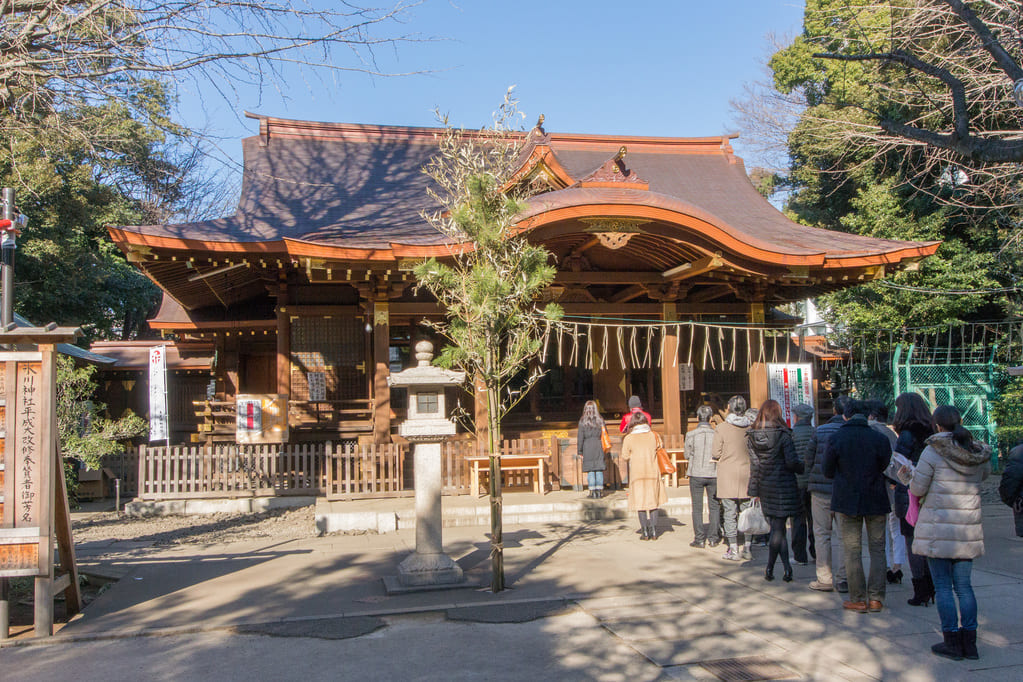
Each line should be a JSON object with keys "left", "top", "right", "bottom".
{"left": 738, "top": 499, "right": 770, "bottom": 535}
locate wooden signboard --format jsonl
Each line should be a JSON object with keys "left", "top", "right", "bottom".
{"left": 2, "top": 357, "right": 48, "bottom": 576}
{"left": 0, "top": 325, "right": 82, "bottom": 639}
{"left": 236, "top": 394, "right": 289, "bottom": 444}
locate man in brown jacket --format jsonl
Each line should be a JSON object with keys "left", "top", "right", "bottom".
{"left": 712, "top": 395, "right": 754, "bottom": 561}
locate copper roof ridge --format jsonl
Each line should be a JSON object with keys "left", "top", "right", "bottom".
{"left": 548, "top": 131, "right": 738, "bottom": 147}
{"left": 242, "top": 111, "right": 739, "bottom": 148}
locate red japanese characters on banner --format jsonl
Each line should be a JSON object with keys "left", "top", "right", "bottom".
{"left": 767, "top": 363, "right": 814, "bottom": 427}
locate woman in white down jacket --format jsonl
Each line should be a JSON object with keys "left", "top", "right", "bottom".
{"left": 909, "top": 405, "right": 991, "bottom": 662}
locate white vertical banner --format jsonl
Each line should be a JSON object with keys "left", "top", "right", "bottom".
{"left": 767, "top": 363, "right": 814, "bottom": 427}
{"left": 149, "top": 345, "right": 169, "bottom": 442}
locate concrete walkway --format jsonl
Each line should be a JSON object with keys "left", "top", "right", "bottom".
{"left": 4, "top": 491, "right": 1022, "bottom": 681}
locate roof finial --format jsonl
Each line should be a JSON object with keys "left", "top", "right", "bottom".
{"left": 615, "top": 145, "right": 627, "bottom": 160}
{"left": 535, "top": 113, "right": 545, "bottom": 134}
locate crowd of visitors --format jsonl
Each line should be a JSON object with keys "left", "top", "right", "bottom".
{"left": 602, "top": 391, "right": 1001, "bottom": 663}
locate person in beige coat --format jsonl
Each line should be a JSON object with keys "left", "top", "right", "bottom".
{"left": 908, "top": 405, "right": 991, "bottom": 662}
{"left": 712, "top": 395, "right": 753, "bottom": 560}
{"left": 621, "top": 411, "right": 668, "bottom": 540}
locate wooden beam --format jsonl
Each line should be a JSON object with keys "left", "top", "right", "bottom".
{"left": 662, "top": 254, "right": 723, "bottom": 282}
{"left": 687, "top": 285, "right": 734, "bottom": 303}
{"left": 609, "top": 285, "right": 648, "bottom": 304}
{"left": 561, "top": 302, "right": 749, "bottom": 315}
{"left": 568, "top": 236, "right": 601, "bottom": 257}
{"left": 554, "top": 272, "right": 664, "bottom": 284}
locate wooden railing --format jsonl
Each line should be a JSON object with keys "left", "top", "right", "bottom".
{"left": 133, "top": 433, "right": 680, "bottom": 502}
{"left": 136, "top": 443, "right": 326, "bottom": 500}
{"left": 325, "top": 441, "right": 407, "bottom": 500}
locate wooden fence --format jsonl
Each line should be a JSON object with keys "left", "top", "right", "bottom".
{"left": 324, "top": 441, "right": 408, "bottom": 500}
{"left": 136, "top": 443, "right": 326, "bottom": 500}
{"left": 101, "top": 450, "right": 140, "bottom": 495}
{"left": 134, "top": 433, "right": 683, "bottom": 501}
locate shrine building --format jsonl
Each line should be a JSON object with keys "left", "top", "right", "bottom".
{"left": 103, "top": 114, "right": 939, "bottom": 445}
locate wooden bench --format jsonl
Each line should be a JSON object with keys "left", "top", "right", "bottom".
{"left": 467, "top": 454, "right": 550, "bottom": 496}
{"left": 663, "top": 448, "right": 689, "bottom": 488}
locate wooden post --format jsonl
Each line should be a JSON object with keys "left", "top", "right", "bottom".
{"left": 748, "top": 303, "right": 768, "bottom": 408}
{"left": 660, "top": 304, "right": 682, "bottom": 435}
{"left": 53, "top": 444, "right": 81, "bottom": 617}
{"left": 372, "top": 300, "right": 391, "bottom": 444}
{"left": 34, "top": 343, "right": 57, "bottom": 637}
{"left": 275, "top": 282, "right": 291, "bottom": 401}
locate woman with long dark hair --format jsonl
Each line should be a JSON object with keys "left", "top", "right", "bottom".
{"left": 892, "top": 392, "right": 936, "bottom": 606}
{"left": 909, "top": 405, "right": 991, "bottom": 661}
{"left": 747, "top": 399, "right": 804, "bottom": 582}
{"left": 620, "top": 411, "right": 668, "bottom": 540}
{"left": 578, "top": 400, "right": 610, "bottom": 499}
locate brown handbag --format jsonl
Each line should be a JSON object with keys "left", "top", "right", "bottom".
{"left": 600, "top": 425, "right": 612, "bottom": 453}
{"left": 655, "top": 433, "right": 676, "bottom": 475}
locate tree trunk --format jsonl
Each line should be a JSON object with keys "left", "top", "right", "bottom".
{"left": 486, "top": 386, "right": 504, "bottom": 592}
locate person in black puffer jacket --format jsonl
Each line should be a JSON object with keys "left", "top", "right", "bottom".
{"left": 1000, "top": 443, "right": 1023, "bottom": 538}
{"left": 892, "top": 392, "right": 936, "bottom": 606}
{"left": 747, "top": 399, "right": 804, "bottom": 583}
{"left": 790, "top": 403, "right": 817, "bottom": 565}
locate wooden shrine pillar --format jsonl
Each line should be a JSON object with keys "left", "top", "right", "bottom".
{"left": 275, "top": 282, "right": 291, "bottom": 400}
{"left": 660, "top": 303, "right": 682, "bottom": 435}
{"left": 372, "top": 299, "right": 391, "bottom": 444}
{"left": 748, "top": 302, "right": 769, "bottom": 408}
{"left": 222, "top": 333, "right": 240, "bottom": 396}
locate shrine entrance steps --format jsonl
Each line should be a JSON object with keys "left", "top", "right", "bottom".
{"left": 314, "top": 487, "right": 694, "bottom": 535}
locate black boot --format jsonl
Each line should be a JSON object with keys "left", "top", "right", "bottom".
{"left": 908, "top": 578, "right": 934, "bottom": 606}
{"left": 961, "top": 629, "right": 979, "bottom": 660}
{"left": 931, "top": 631, "right": 963, "bottom": 660}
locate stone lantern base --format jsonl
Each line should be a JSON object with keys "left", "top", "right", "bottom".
{"left": 396, "top": 551, "right": 464, "bottom": 586}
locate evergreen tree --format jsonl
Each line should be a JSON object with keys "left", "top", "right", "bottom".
{"left": 763, "top": 0, "right": 1019, "bottom": 331}
{"left": 413, "top": 93, "right": 562, "bottom": 591}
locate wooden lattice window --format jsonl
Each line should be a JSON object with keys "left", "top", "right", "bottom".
{"left": 291, "top": 316, "right": 366, "bottom": 401}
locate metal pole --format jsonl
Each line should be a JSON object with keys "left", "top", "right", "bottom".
{"left": 1, "top": 187, "right": 14, "bottom": 329}
{"left": 115, "top": 478, "right": 121, "bottom": 514}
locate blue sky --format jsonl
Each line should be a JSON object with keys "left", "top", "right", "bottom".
{"left": 176, "top": 1, "right": 806, "bottom": 177}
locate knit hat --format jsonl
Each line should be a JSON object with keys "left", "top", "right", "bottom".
{"left": 628, "top": 395, "right": 642, "bottom": 409}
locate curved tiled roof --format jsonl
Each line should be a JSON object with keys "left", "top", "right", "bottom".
{"left": 111, "top": 115, "right": 938, "bottom": 267}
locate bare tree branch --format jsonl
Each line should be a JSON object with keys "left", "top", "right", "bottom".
{"left": 0, "top": 0, "right": 429, "bottom": 164}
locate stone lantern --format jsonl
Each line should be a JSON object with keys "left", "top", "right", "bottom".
{"left": 385, "top": 339, "right": 467, "bottom": 590}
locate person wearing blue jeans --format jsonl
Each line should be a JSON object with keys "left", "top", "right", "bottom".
{"left": 909, "top": 405, "right": 991, "bottom": 661}
{"left": 928, "top": 558, "right": 977, "bottom": 635}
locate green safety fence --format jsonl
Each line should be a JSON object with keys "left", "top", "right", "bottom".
{"left": 892, "top": 343, "right": 999, "bottom": 465}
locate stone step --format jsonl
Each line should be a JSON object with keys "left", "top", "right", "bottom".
{"left": 315, "top": 491, "right": 694, "bottom": 534}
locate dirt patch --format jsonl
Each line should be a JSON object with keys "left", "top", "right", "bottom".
{"left": 71, "top": 504, "right": 317, "bottom": 547}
